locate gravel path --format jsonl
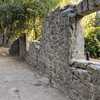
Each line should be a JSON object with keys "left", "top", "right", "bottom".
{"left": 0, "top": 47, "right": 69, "bottom": 100}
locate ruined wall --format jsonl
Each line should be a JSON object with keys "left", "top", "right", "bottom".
{"left": 70, "top": 60, "right": 100, "bottom": 100}
{"left": 24, "top": 1, "right": 100, "bottom": 100}
{"left": 23, "top": 8, "right": 89, "bottom": 100}
{"left": 11, "top": 0, "right": 100, "bottom": 100}
{"left": 25, "top": 42, "right": 100, "bottom": 100}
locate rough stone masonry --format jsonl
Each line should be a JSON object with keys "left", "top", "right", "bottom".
{"left": 11, "top": 0, "right": 100, "bottom": 100}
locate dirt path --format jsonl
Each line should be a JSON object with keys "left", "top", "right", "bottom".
{"left": 0, "top": 47, "right": 69, "bottom": 100}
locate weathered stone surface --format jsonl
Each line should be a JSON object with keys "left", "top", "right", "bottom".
{"left": 15, "top": 0, "right": 100, "bottom": 100}
{"left": 76, "top": 0, "right": 100, "bottom": 16}
{"left": 71, "top": 60, "right": 100, "bottom": 100}
{"left": 25, "top": 41, "right": 40, "bottom": 68}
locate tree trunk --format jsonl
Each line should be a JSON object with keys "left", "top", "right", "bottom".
{"left": 19, "top": 33, "right": 26, "bottom": 59}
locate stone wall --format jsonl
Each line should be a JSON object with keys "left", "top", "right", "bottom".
{"left": 24, "top": 42, "right": 100, "bottom": 100}
{"left": 25, "top": 42, "right": 100, "bottom": 100}
{"left": 12, "top": 0, "right": 100, "bottom": 100}
{"left": 70, "top": 60, "right": 100, "bottom": 100}
{"left": 25, "top": 41, "right": 40, "bottom": 68}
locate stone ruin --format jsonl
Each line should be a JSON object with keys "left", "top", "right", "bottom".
{"left": 10, "top": 0, "right": 100, "bottom": 100}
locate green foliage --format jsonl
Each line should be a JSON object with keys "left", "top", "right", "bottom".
{"left": 85, "top": 32, "right": 100, "bottom": 58}
{"left": 82, "top": 13, "right": 100, "bottom": 58}
{"left": 0, "top": 0, "right": 77, "bottom": 43}
{"left": 0, "top": 0, "right": 61, "bottom": 44}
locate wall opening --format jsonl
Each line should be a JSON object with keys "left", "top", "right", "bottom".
{"left": 81, "top": 11, "right": 100, "bottom": 61}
